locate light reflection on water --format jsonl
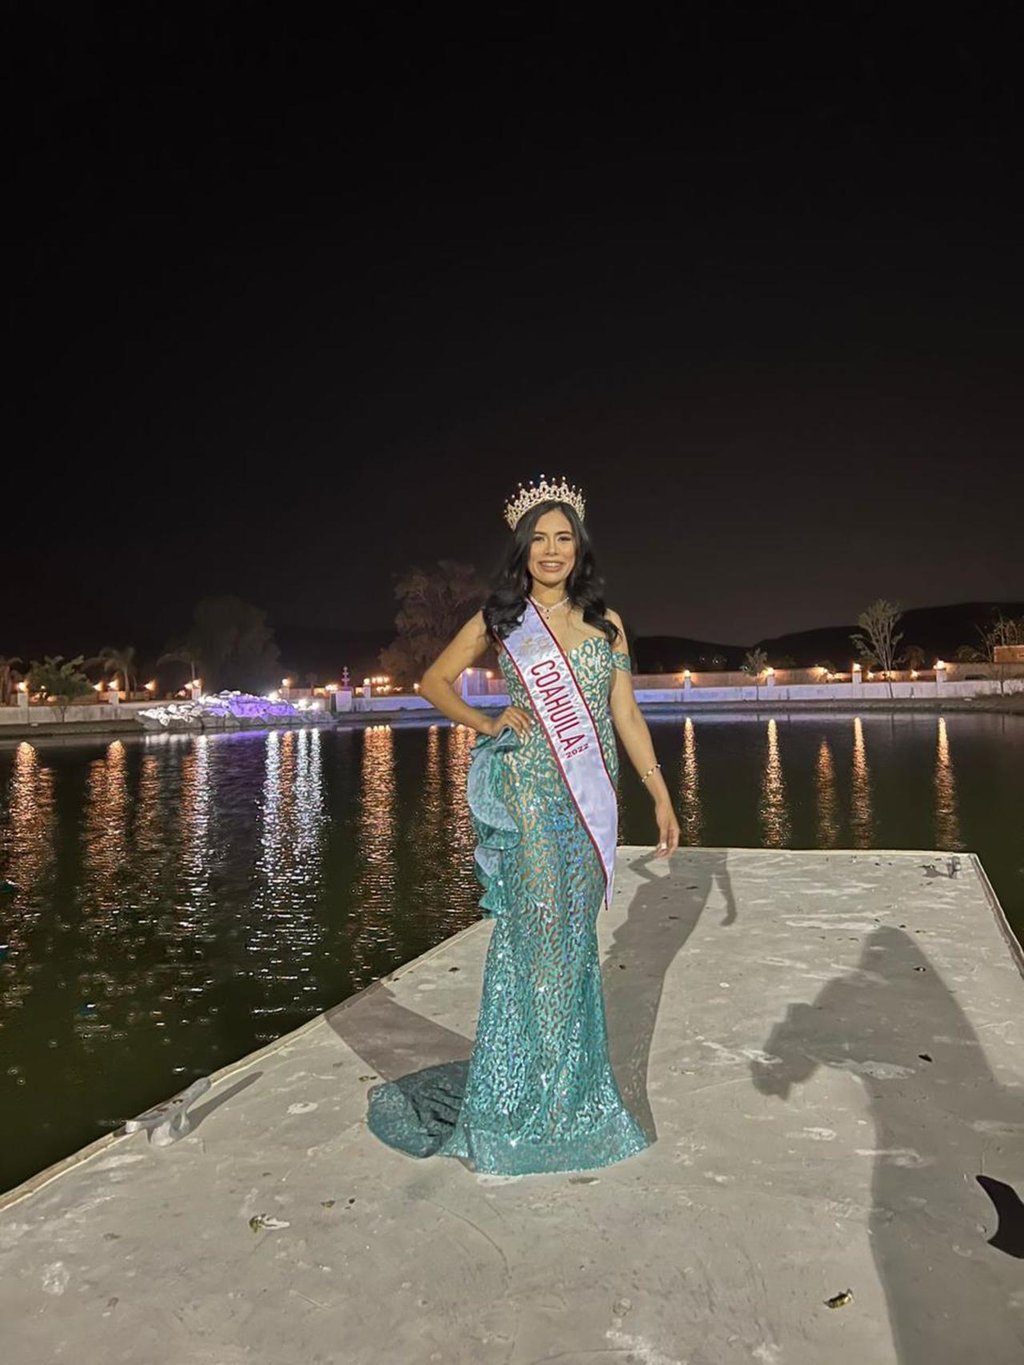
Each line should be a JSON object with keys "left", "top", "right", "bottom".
{"left": 419, "top": 724, "right": 444, "bottom": 856}
{"left": 815, "top": 738, "right": 839, "bottom": 848}
{"left": 850, "top": 716, "right": 875, "bottom": 848}
{"left": 678, "top": 717, "right": 702, "bottom": 845}
{"left": 134, "top": 751, "right": 163, "bottom": 877}
{"left": 350, "top": 723, "right": 398, "bottom": 988}
{"left": 406, "top": 723, "right": 479, "bottom": 928}
{"left": 759, "top": 718, "right": 791, "bottom": 847}
{"left": 447, "top": 724, "right": 478, "bottom": 873}
{"left": 5, "top": 741, "right": 55, "bottom": 908}
{"left": 180, "top": 733, "right": 212, "bottom": 918}
{"left": 0, "top": 743, "right": 54, "bottom": 1018}
{"left": 935, "top": 716, "right": 963, "bottom": 851}
{"left": 83, "top": 740, "right": 129, "bottom": 915}
{"left": 247, "top": 729, "right": 330, "bottom": 1029}
{"left": 0, "top": 713, "right": 1022, "bottom": 1194}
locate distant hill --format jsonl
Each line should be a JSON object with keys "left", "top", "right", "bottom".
{"left": 15, "top": 600, "right": 1020, "bottom": 688}
{"left": 634, "top": 601, "right": 1024, "bottom": 672}
{"left": 272, "top": 600, "right": 1024, "bottom": 679}
{"left": 632, "top": 635, "right": 745, "bottom": 672}
{"left": 753, "top": 601, "right": 1024, "bottom": 668}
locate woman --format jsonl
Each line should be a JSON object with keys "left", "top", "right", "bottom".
{"left": 367, "top": 475, "right": 681, "bottom": 1174}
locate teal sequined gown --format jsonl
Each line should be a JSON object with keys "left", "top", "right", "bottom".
{"left": 367, "top": 634, "right": 651, "bottom": 1175}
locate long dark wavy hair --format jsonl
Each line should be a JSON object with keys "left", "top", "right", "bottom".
{"left": 482, "top": 499, "right": 621, "bottom": 648}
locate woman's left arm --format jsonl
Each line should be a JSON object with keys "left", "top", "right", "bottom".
{"left": 605, "top": 609, "right": 680, "bottom": 858}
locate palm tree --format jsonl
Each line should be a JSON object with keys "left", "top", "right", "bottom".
{"left": 94, "top": 645, "right": 138, "bottom": 696}
{"left": 158, "top": 640, "right": 201, "bottom": 688}
{"left": 0, "top": 656, "right": 23, "bottom": 706}
{"left": 158, "top": 641, "right": 200, "bottom": 688}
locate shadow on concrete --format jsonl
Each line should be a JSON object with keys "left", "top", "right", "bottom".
{"left": 603, "top": 849, "right": 737, "bottom": 1137}
{"left": 324, "top": 978, "right": 473, "bottom": 1079}
{"left": 185, "top": 1071, "right": 263, "bottom": 1130}
{"left": 323, "top": 974, "right": 478, "bottom": 1162}
{"left": 754, "top": 922, "right": 1024, "bottom": 1363}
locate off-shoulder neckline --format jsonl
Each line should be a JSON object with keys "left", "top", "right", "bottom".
{"left": 567, "top": 634, "right": 611, "bottom": 655}
{"left": 499, "top": 634, "right": 618, "bottom": 658}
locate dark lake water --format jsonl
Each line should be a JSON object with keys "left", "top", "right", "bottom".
{"left": 1, "top": 711, "right": 1022, "bottom": 1194}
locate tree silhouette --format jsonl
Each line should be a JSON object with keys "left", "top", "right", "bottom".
{"left": 851, "top": 599, "right": 903, "bottom": 674}
{"left": 380, "top": 560, "right": 486, "bottom": 688}
{"left": 850, "top": 599, "right": 904, "bottom": 698}
{"left": 158, "top": 639, "right": 201, "bottom": 687}
{"left": 166, "top": 597, "right": 280, "bottom": 693}
{"left": 27, "top": 656, "right": 92, "bottom": 720}
{"left": 975, "top": 610, "right": 1024, "bottom": 661}
{"left": 740, "top": 647, "right": 768, "bottom": 701}
{"left": 901, "top": 644, "right": 927, "bottom": 670}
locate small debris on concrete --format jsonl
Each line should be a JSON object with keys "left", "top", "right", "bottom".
{"left": 825, "top": 1289, "right": 854, "bottom": 1309}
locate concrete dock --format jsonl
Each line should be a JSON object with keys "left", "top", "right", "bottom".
{"left": 2, "top": 848, "right": 1022, "bottom": 1364}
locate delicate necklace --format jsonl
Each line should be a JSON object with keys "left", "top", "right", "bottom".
{"left": 529, "top": 593, "right": 569, "bottom": 618}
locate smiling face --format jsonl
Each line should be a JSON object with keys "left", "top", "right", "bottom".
{"left": 527, "top": 506, "right": 577, "bottom": 593}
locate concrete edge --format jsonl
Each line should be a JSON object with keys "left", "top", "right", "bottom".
{"left": 3, "top": 695, "right": 1023, "bottom": 742}
{"left": 0, "top": 1129, "right": 129, "bottom": 1216}
{"left": 2, "top": 847, "right": 1017, "bottom": 1213}
{"left": 0, "top": 916, "right": 489, "bottom": 1214}
{"left": 969, "top": 851, "right": 1024, "bottom": 981}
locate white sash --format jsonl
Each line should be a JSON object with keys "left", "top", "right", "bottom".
{"left": 502, "top": 600, "right": 618, "bottom": 910}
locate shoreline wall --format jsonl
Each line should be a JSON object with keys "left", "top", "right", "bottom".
{"left": 3, "top": 677, "right": 1023, "bottom": 738}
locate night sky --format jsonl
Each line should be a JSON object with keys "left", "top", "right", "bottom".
{"left": 9, "top": 4, "right": 1023, "bottom": 660}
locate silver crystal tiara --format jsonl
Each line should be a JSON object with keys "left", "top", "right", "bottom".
{"left": 503, "top": 474, "right": 586, "bottom": 530}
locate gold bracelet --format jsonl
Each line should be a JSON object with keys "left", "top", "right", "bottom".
{"left": 640, "top": 762, "right": 661, "bottom": 784}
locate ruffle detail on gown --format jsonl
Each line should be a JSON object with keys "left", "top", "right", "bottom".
{"left": 365, "top": 646, "right": 652, "bottom": 1175}
{"left": 465, "top": 724, "right": 521, "bottom": 916}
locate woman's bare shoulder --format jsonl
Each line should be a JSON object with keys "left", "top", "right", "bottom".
{"left": 604, "top": 608, "right": 629, "bottom": 652}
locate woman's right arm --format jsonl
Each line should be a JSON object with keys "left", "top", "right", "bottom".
{"left": 418, "top": 610, "right": 520, "bottom": 737}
